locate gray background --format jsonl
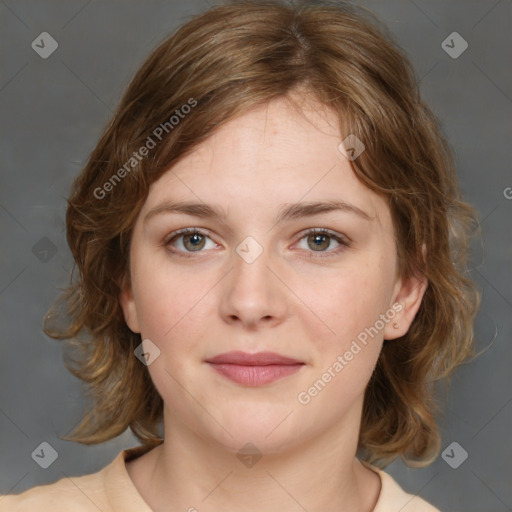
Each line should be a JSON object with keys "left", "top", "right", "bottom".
{"left": 0, "top": 0, "right": 511, "bottom": 510}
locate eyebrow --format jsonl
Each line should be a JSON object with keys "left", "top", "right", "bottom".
{"left": 143, "top": 199, "right": 373, "bottom": 225}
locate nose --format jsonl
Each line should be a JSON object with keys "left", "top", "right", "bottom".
{"left": 219, "top": 242, "right": 289, "bottom": 330}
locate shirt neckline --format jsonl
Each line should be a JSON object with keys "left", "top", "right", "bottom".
{"left": 103, "top": 443, "right": 161, "bottom": 511}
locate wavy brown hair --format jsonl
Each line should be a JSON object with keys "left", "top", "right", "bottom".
{"left": 44, "top": 0, "right": 480, "bottom": 468}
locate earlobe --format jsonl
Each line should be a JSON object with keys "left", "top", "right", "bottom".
{"left": 384, "top": 273, "right": 428, "bottom": 341}
{"left": 119, "top": 274, "right": 141, "bottom": 334}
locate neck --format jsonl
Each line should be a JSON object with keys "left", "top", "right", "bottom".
{"left": 127, "top": 399, "right": 381, "bottom": 512}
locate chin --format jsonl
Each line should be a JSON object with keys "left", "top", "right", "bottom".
{"left": 199, "top": 405, "right": 309, "bottom": 457}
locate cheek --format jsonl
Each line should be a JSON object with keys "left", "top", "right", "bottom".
{"left": 131, "top": 252, "right": 209, "bottom": 340}
{"left": 292, "top": 260, "right": 392, "bottom": 399}
{"left": 295, "top": 270, "right": 387, "bottom": 411}
{"left": 131, "top": 268, "right": 212, "bottom": 405}
{"left": 297, "top": 263, "right": 391, "bottom": 341}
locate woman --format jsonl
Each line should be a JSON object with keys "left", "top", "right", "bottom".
{"left": 1, "top": 1, "right": 479, "bottom": 510}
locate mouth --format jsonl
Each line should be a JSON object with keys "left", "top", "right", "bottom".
{"left": 205, "top": 351, "right": 305, "bottom": 386}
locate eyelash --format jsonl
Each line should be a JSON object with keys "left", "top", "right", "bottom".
{"left": 163, "top": 228, "right": 350, "bottom": 259}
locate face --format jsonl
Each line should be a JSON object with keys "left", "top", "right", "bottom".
{"left": 120, "top": 94, "right": 425, "bottom": 455}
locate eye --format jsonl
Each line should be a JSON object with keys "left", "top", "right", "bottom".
{"left": 295, "top": 228, "right": 349, "bottom": 258}
{"left": 164, "top": 227, "right": 350, "bottom": 259}
{"left": 165, "top": 228, "right": 217, "bottom": 257}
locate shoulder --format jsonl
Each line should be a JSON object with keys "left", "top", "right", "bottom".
{"left": 0, "top": 472, "right": 109, "bottom": 511}
{"left": 0, "top": 455, "right": 117, "bottom": 512}
{"left": 0, "top": 445, "right": 157, "bottom": 512}
{"left": 361, "top": 460, "right": 442, "bottom": 512}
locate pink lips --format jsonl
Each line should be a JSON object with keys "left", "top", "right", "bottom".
{"left": 205, "top": 351, "right": 304, "bottom": 386}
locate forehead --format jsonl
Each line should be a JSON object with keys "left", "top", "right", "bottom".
{"left": 140, "top": 95, "right": 391, "bottom": 229}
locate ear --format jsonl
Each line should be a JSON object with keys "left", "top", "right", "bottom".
{"left": 119, "top": 273, "right": 141, "bottom": 334}
{"left": 383, "top": 272, "right": 428, "bottom": 341}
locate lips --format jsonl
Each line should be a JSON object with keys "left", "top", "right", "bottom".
{"left": 205, "top": 351, "right": 304, "bottom": 386}
{"left": 205, "top": 351, "right": 303, "bottom": 366}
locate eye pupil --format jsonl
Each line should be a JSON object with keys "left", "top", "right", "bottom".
{"left": 184, "top": 233, "right": 205, "bottom": 251}
{"left": 308, "top": 233, "right": 329, "bottom": 251}
{"left": 172, "top": 230, "right": 341, "bottom": 256}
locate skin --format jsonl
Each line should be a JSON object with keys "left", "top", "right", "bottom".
{"left": 120, "top": 92, "right": 427, "bottom": 512}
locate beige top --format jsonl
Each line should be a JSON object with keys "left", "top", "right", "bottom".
{"left": 0, "top": 445, "right": 441, "bottom": 511}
